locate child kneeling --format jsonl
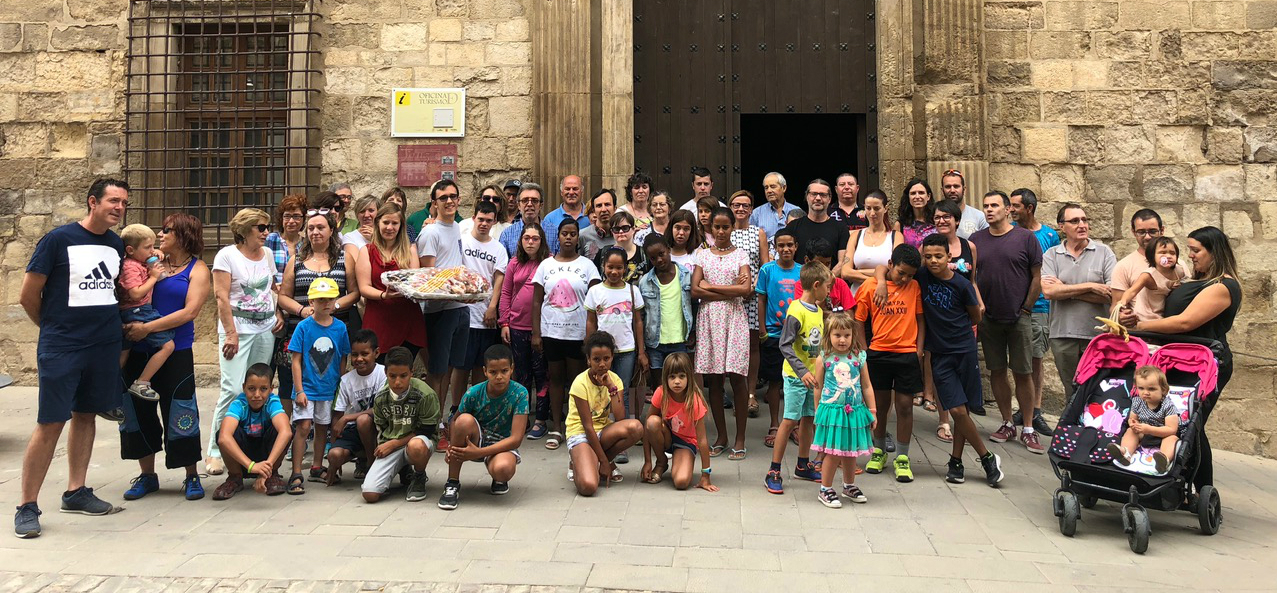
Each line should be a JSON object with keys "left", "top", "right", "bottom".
{"left": 213, "top": 363, "right": 293, "bottom": 499}
{"left": 567, "top": 332, "right": 643, "bottom": 496}
{"left": 640, "top": 352, "right": 716, "bottom": 491}
{"left": 363, "top": 347, "right": 441, "bottom": 503}
{"left": 1108, "top": 365, "right": 1180, "bottom": 474}
{"left": 439, "top": 344, "right": 530, "bottom": 510}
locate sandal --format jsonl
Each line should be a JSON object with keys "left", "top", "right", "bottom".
{"left": 709, "top": 444, "right": 727, "bottom": 458}
{"left": 308, "top": 466, "right": 332, "bottom": 483}
{"left": 545, "top": 431, "right": 563, "bottom": 450}
{"left": 922, "top": 399, "right": 938, "bottom": 413}
{"left": 912, "top": 395, "right": 924, "bottom": 407}
{"left": 286, "top": 473, "right": 305, "bottom": 495}
{"left": 747, "top": 397, "right": 760, "bottom": 418}
{"left": 728, "top": 448, "right": 747, "bottom": 461}
{"left": 936, "top": 422, "right": 953, "bottom": 443}
{"left": 645, "top": 459, "right": 668, "bottom": 484}
{"left": 610, "top": 467, "right": 624, "bottom": 483}
{"left": 764, "top": 427, "right": 777, "bottom": 448}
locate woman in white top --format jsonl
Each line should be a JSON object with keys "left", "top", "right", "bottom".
{"left": 460, "top": 184, "right": 511, "bottom": 238}
{"left": 841, "top": 190, "right": 903, "bottom": 292}
{"left": 618, "top": 172, "right": 654, "bottom": 230}
{"left": 208, "top": 208, "right": 280, "bottom": 474}
{"left": 341, "top": 194, "right": 381, "bottom": 259}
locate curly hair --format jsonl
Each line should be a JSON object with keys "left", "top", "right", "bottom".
{"left": 275, "top": 194, "right": 308, "bottom": 229}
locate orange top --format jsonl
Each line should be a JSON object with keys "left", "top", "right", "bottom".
{"left": 854, "top": 278, "right": 921, "bottom": 353}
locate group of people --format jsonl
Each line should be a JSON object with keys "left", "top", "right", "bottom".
{"left": 14, "top": 170, "right": 1241, "bottom": 536}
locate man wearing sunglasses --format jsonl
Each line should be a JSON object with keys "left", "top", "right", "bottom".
{"left": 579, "top": 190, "right": 618, "bottom": 260}
{"left": 417, "top": 179, "right": 472, "bottom": 443}
{"left": 940, "top": 169, "right": 988, "bottom": 239}
{"left": 1041, "top": 203, "right": 1116, "bottom": 410}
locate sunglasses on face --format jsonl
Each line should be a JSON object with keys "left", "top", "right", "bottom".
{"left": 612, "top": 225, "right": 633, "bottom": 233}
{"left": 160, "top": 227, "right": 173, "bottom": 234}
{"left": 254, "top": 224, "right": 273, "bottom": 233}
{"left": 306, "top": 208, "right": 331, "bottom": 217}
{"left": 435, "top": 194, "right": 460, "bottom": 203}
{"left": 1063, "top": 217, "right": 1090, "bottom": 225}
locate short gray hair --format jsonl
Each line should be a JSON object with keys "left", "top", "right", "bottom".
{"left": 764, "top": 171, "right": 787, "bottom": 188}
{"left": 519, "top": 182, "right": 544, "bottom": 201}
{"left": 329, "top": 182, "right": 352, "bottom": 194}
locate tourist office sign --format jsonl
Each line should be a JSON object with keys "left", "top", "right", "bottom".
{"left": 391, "top": 87, "right": 466, "bottom": 137}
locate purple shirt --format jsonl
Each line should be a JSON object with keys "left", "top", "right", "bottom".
{"left": 969, "top": 226, "right": 1042, "bottom": 324}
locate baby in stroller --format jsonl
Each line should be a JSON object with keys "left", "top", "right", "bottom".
{"left": 1108, "top": 365, "right": 1179, "bottom": 474}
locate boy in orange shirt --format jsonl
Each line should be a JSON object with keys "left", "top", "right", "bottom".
{"left": 854, "top": 244, "right": 923, "bottom": 483}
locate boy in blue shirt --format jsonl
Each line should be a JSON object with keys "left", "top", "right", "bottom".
{"left": 438, "top": 344, "right": 530, "bottom": 509}
{"left": 213, "top": 363, "right": 293, "bottom": 499}
{"left": 287, "top": 277, "right": 350, "bottom": 494}
{"left": 755, "top": 228, "right": 801, "bottom": 446}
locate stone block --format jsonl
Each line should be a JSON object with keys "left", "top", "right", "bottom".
{"left": 463, "top": 22, "right": 495, "bottom": 42}
{"left": 1159, "top": 30, "right": 1182, "bottom": 60}
{"left": 1088, "top": 90, "right": 1176, "bottom": 125}
{"left": 326, "top": 24, "right": 381, "bottom": 49}
{"left": 1207, "top": 127, "right": 1244, "bottom": 163}
{"left": 987, "top": 61, "right": 1032, "bottom": 87}
{"left": 1175, "top": 87, "right": 1210, "bottom": 125}
{"left": 488, "top": 95, "right": 531, "bottom": 137}
{"left": 1240, "top": 31, "right": 1277, "bottom": 60}
{"left": 66, "top": 0, "right": 124, "bottom": 20}
{"left": 0, "top": 94, "right": 15, "bottom": 122}
{"left": 1212, "top": 60, "right": 1277, "bottom": 91}
{"left": 1022, "top": 127, "right": 1068, "bottom": 162}
{"left": 1249, "top": 1, "right": 1277, "bottom": 28}
{"left": 924, "top": 96, "right": 985, "bottom": 160}
{"left": 1029, "top": 31, "right": 1091, "bottom": 59}
{"left": 462, "top": 136, "right": 506, "bottom": 170}
{"left": 32, "top": 52, "right": 114, "bottom": 92}
{"left": 0, "top": 122, "right": 48, "bottom": 158}
{"left": 1099, "top": 125, "right": 1155, "bottom": 163}
{"left": 437, "top": 0, "right": 469, "bottom": 17}
{"left": 1181, "top": 203, "right": 1220, "bottom": 230}
{"left": 1072, "top": 61, "right": 1108, "bottom": 89}
{"left": 471, "top": 0, "right": 523, "bottom": 18}
{"left": 380, "top": 24, "right": 430, "bottom": 51}
{"left": 50, "top": 25, "right": 120, "bottom": 51}
{"left": 1245, "top": 164, "right": 1276, "bottom": 202}
{"left": 495, "top": 19, "right": 530, "bottom": 42}
{"left": 1044, "top": 1, "right": 1119, "bottom": 30}
{"left": 1142, "top": 164, "right": 1193, "bottom": 203}
{"left": 446, "top": 44, "right": 485, "bottom": 67}
{"left": 368, "top": 67, "right": 413, "bottom": 94}
{"left": 352, "top": 95, "right": 389, "bottom": 132}
{"left": 985, "top": 2, "right": 1045, "bottom": 29}
{"left": 411, "top": 66, "right": 453, "bottom": 87}
{"left": 1182, "top": 32, "right": 1241, "bottom": 60}
{"left": 506, "top": 136, "right": 532, "bottom": 169}
{"left": 989, "top": 91, "right": 1040, "bottom": 124}
{"left": 499, "top": 66, "right": 532, "bottom": 96}
{"left": 431, "top": 19, "right": 463, "bottom": 42}
{"left": 1192, "top": 2, "right": 1247, "bottom": 29}
{"left": 1094, "top": 31, "right": 1152, "bottom": 59}
{"left": 0, "top": 2, "right": 63, "bottom": 21}
{"left": 1030, "top": 61, "right": 1073, "bottom": 90}
{"left": 0, "top": 24, "right": 20, "bottom": 52}
{"left": 485, "top": 42, "right": 530, "bottom": 66}
{"left": 20, "top": 23, "right": 46, "bottom": 53}
{"left": 50, "top": 122, "right": 88, "bottom": 158}
{"left": 1213, "top": 89, "right": 1277, "bottom": 126}
{"left": 464, "top": 96, "right": 489, "bottom": 135}
{"left": 991, "top": 125, "right": 1022, "bottom": 162}
{"left": 1154, "top": 126, "right": 1205, "bottom": 163}
{"left": 1043, "top": 91, "right": 1086, "bottom": 123}
{"left": 1194, "top": 165, "right": 1246, "bottom": 202}
{"left": 1260, "top": 203, "right": 1277, "bottom": 239}
{"left": 989, "top": 163, "right": 1040, "bottom": 192}
{"left": 1108, "top": 60, "right": 1209, "bottom": 89}
{"left": 1084, "top": 164, "right": 1140, "bottom": 202}
{"left": 1040, "top": 164, "right": 1086, "bottom": 202}
{"left": 1068, "top": 125, "right": 1104, "bottom": 163}
{"left": 1222, "top": 210, "right": 1255, "bottom": 239}
{"left": 88, "top": 132, "right": 120, "bottom": 175}
{"left": 324, "top": 67, "right": 367, "bottom": 95}
{"left": 0, "top": 54, "right": 36, "bottom": 92}
{"left": 321, "top": 137, "right": 363, "bottom": 172}
{"left": 321, "top": 95, "right": 351, "bottom": 135}
{"left": 329, "top": 0, "right": 400, "bottom": 23}
{"left": 1245, "top": 127, "right": 1277, "bottom": 162}
{"left": 1117, "top": 1, "right": 1189, "bottom": 29}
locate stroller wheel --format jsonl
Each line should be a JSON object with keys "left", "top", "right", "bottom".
{"left": 1079, "top": 493, "right": 1098, "bottom": 509}
{"left": 1125, "top": 506, "right": 1151, "bottom": 554}
{"left": 1197, "top": 485, "right": 1222, "bottom": 535}
{"left": 1057, "top": 492, "right": 1080, "bottom": 537}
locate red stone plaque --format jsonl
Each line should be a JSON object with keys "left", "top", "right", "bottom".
{"left": 397, "top": 144, "right": 458, "bottom": 187}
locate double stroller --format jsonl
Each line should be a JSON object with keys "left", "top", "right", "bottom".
{"left": 1047, "top": 332, "right": 1223, "bottom": 554}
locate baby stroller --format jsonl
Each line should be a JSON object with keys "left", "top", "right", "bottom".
{"left": 1047, "top": 332, "right": 1223, "bottom": 554}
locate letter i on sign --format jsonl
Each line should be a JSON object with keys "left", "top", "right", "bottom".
{"left": 396, "top": 91, "right": 411, "bottom": 105}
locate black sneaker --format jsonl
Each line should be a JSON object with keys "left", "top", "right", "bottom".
{"left": 398, "top": 465, "right": 414, "bottom": 488}
{"left": 490, "top": 480, "right": 510, "bottom": 495}
{"left": 1012, "top": 409, "right": 1023, "bottom": 426}
{"left": 970, "top": 404, "right": 986, "bottom": 416}
{"left": 946, "top": 456, "right": 965, "bottom": 484}
{"left": 1032, "top": 412, "right": 1053, "bottom": 435}
{"left": 884, "top": 433, "right": 896, "bottom": 453}
{"left": 60, "top": 487, "right": 115, "bottom": 516}
{"left": 437, "top": 480, "right": 460, "bottom": 510}
{"left": 97, "top": 408, "right": 126, "bottom": 424}
{"left": 980, "top": 453, "right": 1004, "bottom": 488}
{"left": 14, "top": 503, "right": 41, "bottom": 539}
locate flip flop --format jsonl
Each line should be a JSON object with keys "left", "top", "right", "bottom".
{"left": 709, "top": 444, "right": 727, "bottom": 458}
{"left": 936, "top": 422, "right": 953, "bottom": 443}
{"left": 913, "top": 395, "right": 925, "bottom": 407}
{"left": 747, "top": 397, "right": 760, "bottom": 418}
{"left": 728, "top": 448, "right": 747, "bottom": 461}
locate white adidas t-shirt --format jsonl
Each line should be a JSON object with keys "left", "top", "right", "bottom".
{"left": 460, "top": 233, "right": 509, "bottom": 329}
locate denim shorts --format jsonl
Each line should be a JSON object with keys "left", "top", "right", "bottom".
{"left": 647, "top": 342, "right": 689, "bottom": 370}
{"left": 120, "top": 304, "right": 175, "bottom": 350}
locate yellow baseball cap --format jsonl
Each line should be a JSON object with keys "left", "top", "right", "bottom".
{"left": 307, "top": 277, "right": 340, "bottom": 300}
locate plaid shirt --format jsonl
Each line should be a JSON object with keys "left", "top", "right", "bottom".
{"left": 265, "top": 232, "right": 299, "bottom": 284}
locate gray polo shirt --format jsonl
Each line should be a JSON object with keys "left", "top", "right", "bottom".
{"left": 578, "top": 225, "right": 615, "bottom": 261}
{"left": 957, "top": 204, "right": 989, "bottom": 239}
{"left": 1041, "top": 240, "right": 1118, "bottom": 340}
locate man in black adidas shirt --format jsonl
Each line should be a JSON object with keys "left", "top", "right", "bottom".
{"left": 16, "top": 178, "right": 128, "bottom": 538}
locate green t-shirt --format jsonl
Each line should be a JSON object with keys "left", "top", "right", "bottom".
{"left": 371, "top": 378, "right": 441, "bottom": 443}
{"left": 457, "top": 380, "right": 530, "bottom": 441}
{"left": 658, "top": 270, "right": 684, "bottom": 344}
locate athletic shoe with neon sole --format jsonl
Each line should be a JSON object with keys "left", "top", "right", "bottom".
{"left": 893, "top": 455, "right": 914, "bottom": 483}
{"left": 865, "top": 448, "right": 887, "bottom": 474}
{"left": 793, "top": 462, "right": 822, "bottom": 482}
{"left": 764, "top": 469, "right": 784, "bottom": 494}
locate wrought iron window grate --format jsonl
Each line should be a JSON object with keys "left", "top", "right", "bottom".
{"left": 124, "top": 0, "right": 322, "bottom": 251}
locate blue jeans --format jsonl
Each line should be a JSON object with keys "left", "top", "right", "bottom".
{"left": 612, "top": 350, "right": 637, "bottom": 418}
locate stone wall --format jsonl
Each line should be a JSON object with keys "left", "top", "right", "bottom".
{"left": 982, "top": 0, "right": 1277, "bottom": 456}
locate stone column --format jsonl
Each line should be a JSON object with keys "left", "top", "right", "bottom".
{"left": 531, "top": 0, "right": 634, "bottom": 206}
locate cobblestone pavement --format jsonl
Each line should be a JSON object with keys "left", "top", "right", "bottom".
{"left": 2, "top": 386, "right": 1276, "bottom": 592}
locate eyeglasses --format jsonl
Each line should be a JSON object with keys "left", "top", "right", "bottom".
{"left": 160, "top": 227, "right": 173, "bottom": 234}
{"left": 306, "top": 208, "right": 331, "bottom": 217}
{"left": 807, "top": 191, "right": 830, "bottom": 198}
{"left": 435, "top": 194, "right": 460, "bottom": 203}
{"left": 519, "top": 197, "right": 542, "bottom": 205}
{"left": 282, "top": 213, "right": 304, "bottom": 221}
{"left": 1062, "top": 217, "right": 1090, "bottom": 225}
{"left": 730, "top": 203, "right": 752, "bottom": 209}
{"left": 933, "top": 214, "right": 954, "bottom": 222}
{"left": 253, "top": 224, "right": 273, "bottom": 233}
{"left": 1134, "top": 229, "right": 1161, "bottom": 237}
{"left": 612, "top": 225, "right": 633, "bottom": 233}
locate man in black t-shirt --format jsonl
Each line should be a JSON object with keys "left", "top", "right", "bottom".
{"left": 829, "top": 172, "right": 867, "bottom": 231}
{"left": 786, "top": 179, "right": 850, "bottom": 276}
{"left": 16, "top": 179, "right": 129, "bottom": 538}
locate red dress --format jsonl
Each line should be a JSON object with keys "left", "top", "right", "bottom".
{"left": 362, "top": 246, "right": 427, "bottom": 350}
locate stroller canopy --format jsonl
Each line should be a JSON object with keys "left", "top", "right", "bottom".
{"left": 1150, "top": 343, "right": 1219, "bottom": 401}
{"left": 1075, "top": 333, "right": 1151, "bottom": 386}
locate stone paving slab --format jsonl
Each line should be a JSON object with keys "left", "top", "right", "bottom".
{"left": 2, "top": 386, "right": 1277, "bottom": 592}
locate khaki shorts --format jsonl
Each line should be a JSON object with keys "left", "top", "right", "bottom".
{"left": 1030, "top": 312, "right": 1050, "bottom": 359}
{"left": 979, "top": 315, "right": 1034, "bottom": 376}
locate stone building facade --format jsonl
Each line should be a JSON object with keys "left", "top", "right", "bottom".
{"left": 0, "top": 0, "right": 1274, "bottom": 456}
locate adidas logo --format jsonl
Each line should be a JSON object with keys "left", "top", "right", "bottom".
{"left": 79, "top": 261, "right": 116, "bottom": 290}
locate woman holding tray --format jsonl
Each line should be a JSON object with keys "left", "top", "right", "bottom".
{"left": 356, "top": 204, "right": 426, "bottom": 361}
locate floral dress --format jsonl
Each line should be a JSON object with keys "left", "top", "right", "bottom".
{"left": 731, "top": 226, "right": 764, "bottom": 331}
{"left": 694, "top": 248, "right": 750, "bottom": 376}
{"left": 812, "top": 351, "right": 874, "bottom": 457}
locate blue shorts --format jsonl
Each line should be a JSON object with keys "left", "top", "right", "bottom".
{"left": 459, "top": 327, "right": 500, "bottom": 370}
{"left": 120, "top": 304, "right": 175, "bottom": 350}
{"left": 667, "top": 431, "right": 697, "bottom": 455}
{"left": 759, "top": 337, "right": 784, "bottom": 382}
{"left": 647, "top": 342, "right": 689, "bottom": 370}
{"left": 332, "top": 422, "right": 366, "bottom": 454}
{"left": 930, "top": 350, "right": 983, "bottom": 412}
{"left": 782, "top": 375, "right": 816, "bottom": 421}
{"left": 37, "top": 340, "right": 122, "bottom": 424}
{"left": 424, "top": 307, "right": 470, "bottom": 375}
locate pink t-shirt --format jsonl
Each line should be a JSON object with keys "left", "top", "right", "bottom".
{"left": 118, "top": 257, "right": 151, "bottom": 308}
{"left": 650, "top": 386, "right": 707, "bottom": 447}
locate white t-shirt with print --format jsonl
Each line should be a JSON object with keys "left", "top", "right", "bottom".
{"left": 532, "top": 256, "right": 601, "bottom": 341}
{"left": 415, "top": 220, "right": 465, "bottom": 313}
{"left": 461, "top": 233, "right": 509, "bottom": 329}
{"left": 335, "top": 364, "right": 387, "bottom": 415}
{"left": 584, "top": 283, "right": 645, "bottom": 352}
{"left": 211, "top": 245, "right": 276, "bottom": 335}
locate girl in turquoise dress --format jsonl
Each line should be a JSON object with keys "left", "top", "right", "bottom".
{"left": 811, "top": 312, "right": 877, "bottom": 508}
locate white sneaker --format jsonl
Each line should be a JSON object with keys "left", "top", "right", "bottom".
{"left": 818, "top": 488, "right": 842, "bottom": 508}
